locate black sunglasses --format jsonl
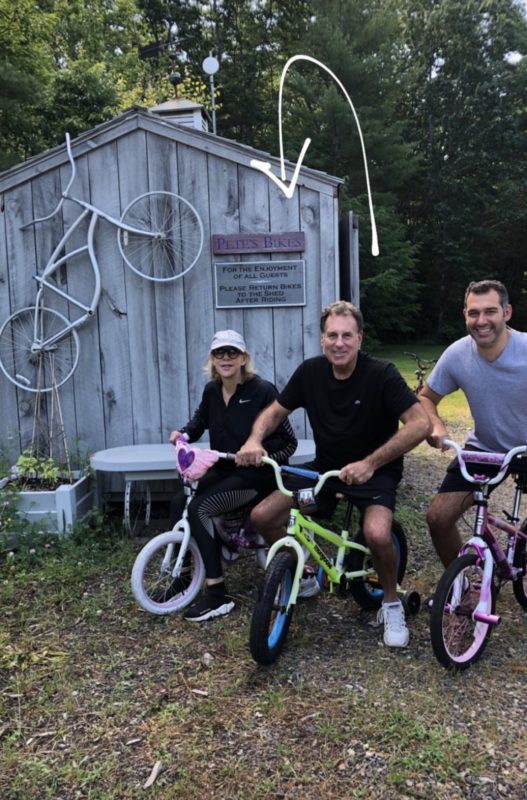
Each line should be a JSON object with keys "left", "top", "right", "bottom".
{"left": 211, "top": 347, "right": 242, "bottom": 359}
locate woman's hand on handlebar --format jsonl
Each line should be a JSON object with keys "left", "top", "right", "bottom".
{"left": 169, "top": 430, "right": 183, "bottom": 444}
{"left": 235, "top": 438, "right": 268, "bottom": 466}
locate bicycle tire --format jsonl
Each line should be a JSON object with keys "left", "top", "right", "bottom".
{"left": 131, "top": 529, "right": 205, "bottom": 614}
{"left": 124, "top": 480, "right": 151, "bottom": 536}
{"left": 347, "top": 520, "right": 407, "bottom": 610}
{"left": 430, "top": 552, "right": 496, "bottom": 670}
{"left": 118, "top": 191, "right": 204, "bottom": 282}
{"left": 512, "top": 521, "right": 527, "bottom": 608}
{"left": 250, "top": 550, "right": 296, "bottom": 665}
{"left": 0, "top": 306, "right": 80, "bottom": 393}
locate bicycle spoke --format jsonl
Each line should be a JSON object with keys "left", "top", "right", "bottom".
{"left": 118, "top": 192, "right": 204, "bottom": 282}
{"left": 0, "top": 307, "right": 79, "bottom": 392}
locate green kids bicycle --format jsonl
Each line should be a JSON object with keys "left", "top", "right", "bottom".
{"left": 249, "top": 458, "right": 420, "bottom": 665}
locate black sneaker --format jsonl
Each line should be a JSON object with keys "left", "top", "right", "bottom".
{"left": 184, "top": 590, "right": 235, "bottom": 622}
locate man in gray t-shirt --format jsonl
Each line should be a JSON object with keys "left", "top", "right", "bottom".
{"left": 420, "top": 279, "right": 527, "bottom": 567}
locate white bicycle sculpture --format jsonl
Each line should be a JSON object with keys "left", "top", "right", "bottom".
{"left": 0, "top": 133, "right": 204, "bottom": 393}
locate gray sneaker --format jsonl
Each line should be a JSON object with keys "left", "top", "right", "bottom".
{"left": 297, "top": 573, "right": 320, "bottom": 599}
{"left": 377, "top": 600, "right": 409, "bottom": 647}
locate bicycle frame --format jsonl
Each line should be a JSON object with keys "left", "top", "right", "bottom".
{"left": 404, "top": 351, "right": 438, "bottom": 393}
{"left": 443, "top": 439, "right": 527, "bottom": 625}
{"left": 261, "top": 457, "right": 393, "bottom": 608}
{"left": 24, "top": 134, "right": 161, "bottom": 349}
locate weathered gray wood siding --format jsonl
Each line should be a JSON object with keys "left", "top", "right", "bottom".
{"left": 0, "top": 111, "right": 342, "bottom": 462}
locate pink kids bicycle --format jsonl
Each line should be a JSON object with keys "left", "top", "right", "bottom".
{"left": 430, "top": 438, "right": 527, "bottom": 670}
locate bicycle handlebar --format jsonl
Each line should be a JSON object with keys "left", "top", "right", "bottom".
{"left": 20, "top": 133, "right": 77, "bottom": 230}
{"left": 442, "top": 438, "right": 527, "bottom": 486}
{"left": 404, "top": 351, "right": 438, "bottom": 370}
{"left": 261, "top": 456, "right": 340, "bottom": 498}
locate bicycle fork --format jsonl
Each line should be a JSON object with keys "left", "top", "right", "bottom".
{"left": 265, "top": 535, "right": 306, "bottom": 607}
{"left": 460, "top": 537, "right": 501, "bottom": 627}
{"left": 164, "top": 517, "right": 192, "bottom": 577}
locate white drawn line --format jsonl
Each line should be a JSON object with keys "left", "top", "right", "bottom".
{"left": 250, "top": 54, "right": 379, "bottom": 256}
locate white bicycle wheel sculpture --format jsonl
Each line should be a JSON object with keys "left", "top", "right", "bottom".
{"left": 118, "top": 191, "right": 204, "bottom": 282}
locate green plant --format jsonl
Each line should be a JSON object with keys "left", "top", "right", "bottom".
{"left": 15, "top": 450, "right": 60, "bottom": 482}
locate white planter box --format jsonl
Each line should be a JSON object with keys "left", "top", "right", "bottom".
{"left": 16, "top": 474, "right": 95, "bottom": 534}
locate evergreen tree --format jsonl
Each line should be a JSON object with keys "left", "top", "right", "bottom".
{"left": 396, "top": 0, "right": 527, "bottom": 337}
{"left": 274, "top": 0, "right": 422, "bottom": 340}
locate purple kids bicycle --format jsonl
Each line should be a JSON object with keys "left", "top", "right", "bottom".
{"left": 430, "top": 438, "right": 527, "bottom": 670}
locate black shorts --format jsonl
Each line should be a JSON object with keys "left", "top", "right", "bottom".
{"left": 282, "top": 461, "right": 399, "bottom": 518}
{"left": 438, "top": 449, "right": 527, "bottom": 494}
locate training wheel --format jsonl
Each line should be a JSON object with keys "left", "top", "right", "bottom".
{"left": 403, "top": 590, "right": 421, "bottom": 615}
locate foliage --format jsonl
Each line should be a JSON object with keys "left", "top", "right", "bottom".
{"left": 15, "top": 452, "right": 61, "bottom": 484}
{"left": 395, "top": 0, "right": 527, "bottom": 338}
{"left": 272, "top": 0, "right": 423, "bottom": 340}
{"left": 0, "top": 0, "right": 526, "bottom": 339}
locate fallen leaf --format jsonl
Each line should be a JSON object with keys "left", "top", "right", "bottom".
{"left": 143, "top": 760, "right": 162, "bottom": 788}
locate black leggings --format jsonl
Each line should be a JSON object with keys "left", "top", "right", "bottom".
{"left": 169, "top": 466, "right": 275, "bottom": 580}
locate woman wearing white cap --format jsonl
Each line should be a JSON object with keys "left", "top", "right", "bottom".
{"left": 169, "top": 330, "right": 299, "bottom": 622}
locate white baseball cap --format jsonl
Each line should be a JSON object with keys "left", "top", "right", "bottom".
{"left": 210, "top": 330, "right": 246, "bottom": 352}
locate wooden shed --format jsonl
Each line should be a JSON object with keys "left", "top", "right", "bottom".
{"left": 0, "top": 107, "right": 352, "bottom": 464}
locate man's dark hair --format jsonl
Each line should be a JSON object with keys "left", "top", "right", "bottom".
{"left": 464, "top": 280, "right": 509, "bottom": 311}
{"left": 320, "top": 300, "right": 364, "bottom": 333}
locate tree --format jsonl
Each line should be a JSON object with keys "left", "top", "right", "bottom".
{"left": 272, "top": 0, "right": 422, "bottom": 341}
{"left": 396, "top": 0, "right": 527, "bottom": 338}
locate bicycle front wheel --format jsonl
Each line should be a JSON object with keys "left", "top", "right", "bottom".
{"left": 430, "top": 553, "right": 496, "bottom": 670}
{"left": 250, "top": 550, "right": 296, "bottom": 665}
{"left": 118, "top": 191, "right": 204, "bottom": 282}
{"left": 131, "top": 529, "right": 205, "bottom": 615}
{"left": 347, "top": 520, "right": 408, "bottom": 610}
{"left": 0, "top": 306, "right": 80, "bottom": 392}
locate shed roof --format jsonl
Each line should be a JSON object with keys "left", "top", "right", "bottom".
{"left": 0, "top": 107, "right": 344, "bottom": 196}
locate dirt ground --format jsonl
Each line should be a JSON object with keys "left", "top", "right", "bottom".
{"left": 1, "top": 435, "right": 527, "bottom": 799}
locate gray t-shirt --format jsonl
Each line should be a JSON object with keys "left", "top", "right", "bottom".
{"left": 427, "top": 329, "right": 527, "bottom": 452}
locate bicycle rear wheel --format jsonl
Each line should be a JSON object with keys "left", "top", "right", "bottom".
{"left": 131, "top": 529, "right": 205, "bottom": 614}
{"left": 250, "top": 550, "right": 296, "bottom": 665}
{"left": 347, "top": 520, "right": 407, "bottom": 610}
{"left": 118, "top": 191, "right": 204, "bottom": 282}
{"left": 0, "top": 306, "right": 80, "bottom": 392}
{"left": 512, "top": 522, "right": 527, "bottom": 608}
{"left": 430, "top": 553, "right": 496, "bottom": 670}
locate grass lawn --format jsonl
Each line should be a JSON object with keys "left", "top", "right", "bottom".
{"left": 371, "top": 343, "right": 472, "bottom": 427}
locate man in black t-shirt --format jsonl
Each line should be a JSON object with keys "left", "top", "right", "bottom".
{"left": 236, "top": 301, "right": 431, "bottom": 647}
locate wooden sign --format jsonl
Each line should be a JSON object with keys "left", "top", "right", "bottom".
{"left": 212, "top": 232, "right": 305, "bottom": 255}
{"left": 215, "top": 261, "right": 306, "bottom": 308}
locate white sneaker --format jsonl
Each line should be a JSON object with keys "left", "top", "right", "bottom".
{"left": 297, "top": 574, "right": 320, "bottom": 599}
{"left": 377, "top": 601, "right": 409, "bottom": 648}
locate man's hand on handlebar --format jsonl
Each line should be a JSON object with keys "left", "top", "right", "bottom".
{"left": 427, "top": 424, "right": 450, "bottom": 451}
{"left": 339, "top": 458, "right": 374, "bottom": 485}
